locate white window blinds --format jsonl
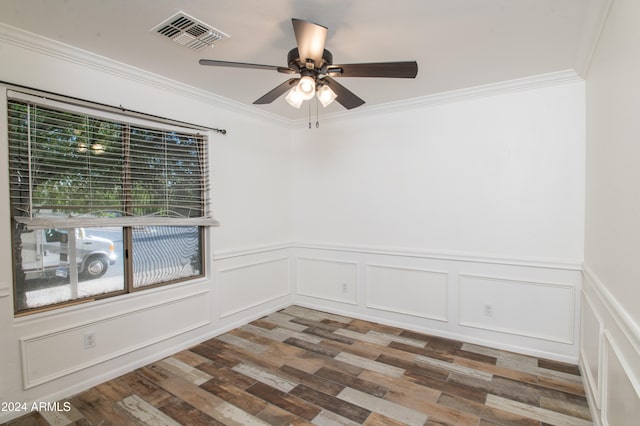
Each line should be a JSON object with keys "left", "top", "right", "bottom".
{"left": 7, "top": 90, "right": 219, "bottom": 229}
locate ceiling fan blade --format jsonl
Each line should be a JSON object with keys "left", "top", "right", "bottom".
{"left": 292, "top": 18, "right": 328, "bottom": 67}
{"left": 199, "top": 59, "right": 295, "bottom": 74}
{"left": 322, "top": 77, "right": 365, "bottom": 110}
{"left": 327, "top": 61, "right": 418, "bottom": 78}
{"left": 253, "top": 78, "right": 299, "bottom": 104}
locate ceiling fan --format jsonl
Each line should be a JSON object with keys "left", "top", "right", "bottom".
{"left": 199, "top": 18, "right": 418, "bottom": 110}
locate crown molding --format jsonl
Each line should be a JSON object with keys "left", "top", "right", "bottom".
{"left": 0, "top": 23, "right": 290, "bottom": 127}
{"left": 293, "top": 69, "right": 584, "bottom": 126}
{"left": 573, "top": 0, "right": 614, "bottom": 77}
{"left": 0, "top": 22, "right": 587, "bottom": 129}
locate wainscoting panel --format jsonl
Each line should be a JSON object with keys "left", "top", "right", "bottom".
{"left": 366, "top": 264, "right": 448, "bottom": 321}
{"left": 581, "top": 266, "right": 640, "bottom": 426}
{"left": 218, "top": 256, "right": 290, "bottom": 318}
{"left": 20, "top": 290, "right": 210, "bottom": 389}
{"left": 296, "top": 257, "right": 358, "bottom": 305}
{"left": 458, "top": 274, "right": 575, "bottom": 343}
{"left": 603, "top": 332, "right": 640, "bottom": 426}
{"left": 580, "top": 292, "right": 603, "bottom": 409}
{"left": 292, "top": 243, "right": 582, "bottom": 362}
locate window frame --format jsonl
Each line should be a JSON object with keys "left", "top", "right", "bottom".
{"left": 6, "top": 88, "right": 217, "bottom": 316}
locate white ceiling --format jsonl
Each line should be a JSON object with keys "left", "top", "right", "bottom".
{"left": 0, "top": 0, "right": 604, "bottom": 120}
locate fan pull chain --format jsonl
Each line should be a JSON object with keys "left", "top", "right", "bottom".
{"left": 316, "top": 96, "right": 319, "bottom": 128}
{"left": 308, "top": 101, "right": 311, "bottom": 129}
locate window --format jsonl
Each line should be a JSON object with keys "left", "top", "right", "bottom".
{"left": 7, "top": 90, "right": 217, "bottom": 314}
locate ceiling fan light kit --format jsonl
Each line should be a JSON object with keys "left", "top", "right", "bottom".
{"left": 200, "top": 18, "right": 418, "bottom": 111}
{"left": 317, "top": 84, "right": 338, "bottom": 107}
{"left": 285, "top": 86, "right": 304, "bottom": 108}
{"left": 284, "top": 76, "right": 338, "bottom": 108}
{"left": 297, "top": 76, "right": 316, "bottom": 100}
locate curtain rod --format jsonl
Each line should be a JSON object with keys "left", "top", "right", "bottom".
{"left": 0, "top": 80, "right": 227, "bottom": 135}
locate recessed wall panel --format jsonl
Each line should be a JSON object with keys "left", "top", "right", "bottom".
{"left": 366, "top": 264, "right": 448, "bottom": 321}
{"left": 580, "top": 293, "right": 602, "bottom": 408}
{"left": 459, "top": 274, "right": 574, "bottom": 343}
{"left": 604, "top": 334, "right": 640, "bottom": 426}
{"left": 296, "top": 257, "right": 358, "bottom": 304}
{"left": 219, "top": 257, "right": 290, "bottom": 318}
{"left": 20, "top": 291, "right": 210, "bottom": 388}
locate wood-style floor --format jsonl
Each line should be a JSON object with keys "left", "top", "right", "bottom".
{"left": 6, "top": 306, "right": 592, "bottom": 426}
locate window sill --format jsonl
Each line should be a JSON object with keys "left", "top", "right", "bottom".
{"left": 12, "top": 275, "right": 211, "bottom": 325}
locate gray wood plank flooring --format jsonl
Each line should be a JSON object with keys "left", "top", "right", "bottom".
{"left": 4, "top": 306, "right": 592, "bottom": 426}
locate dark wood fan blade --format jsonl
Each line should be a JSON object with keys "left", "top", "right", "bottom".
{"left": 322, "top": 77, "right": 365, "bottom": 110}
{"left": 253, "top": 78, "right": 299, "bottom": 104}
{"left": 199, "top": 59, "right": 295, "bottom": 74}
{"left": 327, "top": 61, "right": 418, "bottom": 78}
{"left": 292, "top": 18, "right": 328, "bottom": 67}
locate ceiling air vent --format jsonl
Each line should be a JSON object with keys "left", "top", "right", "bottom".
{"left": 151, "top": 11, "right": 229, "bottom": 50}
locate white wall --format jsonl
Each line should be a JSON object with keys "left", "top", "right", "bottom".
{"left": 0, "top": 26, "right": 292, "bottom": 422}
{"left": 291, "top": 80, "right": 586, "bottom": 361}
{"left": 0, "top": 18, "right": 596, "bottom": 423}
{"left": 582, "top": 0, "right": 640, "bottom": 424}
{"left": 292, "top": 82, "right": 584, "bottom": 261}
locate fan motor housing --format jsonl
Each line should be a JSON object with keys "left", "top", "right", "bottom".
{"left": 288, "top": 48, "right": 333, "bottom": 70}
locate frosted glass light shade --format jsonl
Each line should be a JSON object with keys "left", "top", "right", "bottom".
{"left": 317, "top": 84, "right": 337, "bottom": 107}
{"left": 297, "top": 76, "right": 316, "bottom": 100}
{"left": 285, "top": 87, "right": 304, "bottom": 108}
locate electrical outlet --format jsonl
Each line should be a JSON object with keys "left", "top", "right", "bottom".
{"left": 483, "top": 304, "right": 493, "bottom": 317}
{"left": 341, "top": 282, "right": 348, "bottom": 293}
{"left": 83, "top": 332, "right": 96, "bottom": 349}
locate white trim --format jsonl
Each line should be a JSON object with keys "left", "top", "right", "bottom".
{"left": 217, "top": 257, "right": 291, "bottom": 318}
{"left": 20, "top": 289, "right": 210, "bottom": 388}
{"left": 7, "top": 89, "right": 203, "bottom": 134}
{"left": 0, "top": 300, "right": 290, "bottom": 424}
{"left": 0, "top": 23, "right": 586, "bottom": 128}
{"left": 293, "top": 241, "right": 582, "bottom": 271}
{"left": 365, "top": 263, "right": 449, "bottom": 322}
{"left": 580, "top": 291, "right": 604, "bottom": 409}
{"left": 0, "top": 23, "right": 289, "bottom": 126}
{"left": 582, "top": 265, "right": 640, "bottom": 355}
{"left": 294, "top": 256, "right": 359, "bottom": 306}
{"left": 218, "top": 292, "right": 291, "bottom": 319}
{"left": 580, "top": 357, "right": 603, "bottom": 426}
{"left": 212, "top": 242, "right": 292, "bottom": 260}
{"left": 13, "top": 276, "right": 210, "bottom": 324}
{"left": 602, "top": 330, "right": 640, "bottom": 425}
{"left": 293, "top": 300, "right": 579, "bottom": 364}
{"left": 293, "top": 70, "right": 583, "bottom": 125}
{"left": 457, "top": 273, "right": 576, "bottom": 344}
{"left": 573, "top": 0, "right": 615, "bottom": 77}
{"left": 216, "top": 255, "right": 290, "bottom": 274}
{"left": 295, "top": 256, "right": 360, "bottom": 266}
{"left": 16, "top": 288, "right": 208, "bottom": 339}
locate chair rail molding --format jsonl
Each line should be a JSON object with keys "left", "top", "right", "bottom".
{"left": 293, "top": 241, "right": 582, "bottom": 363}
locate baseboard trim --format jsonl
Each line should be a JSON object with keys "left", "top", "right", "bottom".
{"left": 579, "top": 357, "right": 603, "bottom": 426}
{"left": 293, "top": 300, "right": 579, "bottom": 364}
{"left": 0, "top": 300, "right": 291, "bottom": 424}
